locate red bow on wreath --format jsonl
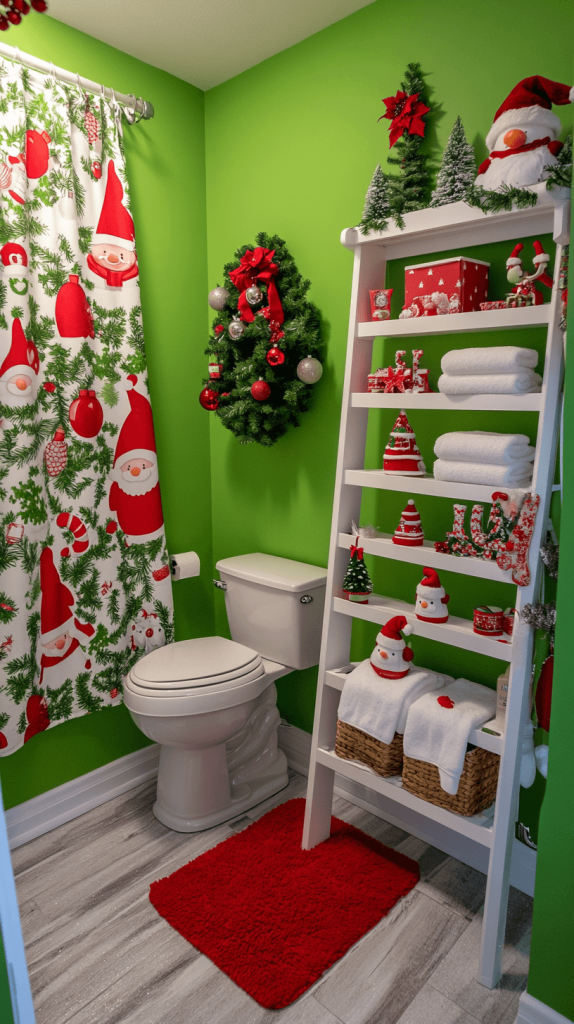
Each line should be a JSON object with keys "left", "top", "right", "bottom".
{"left": 379, "top": 90, "right": 430, "bottom": 148}
{"left": 350, "top": 544, "right": 364, "bottom": 559}
{"left": 229, "top": 247, "right": 284, "bottom": 325}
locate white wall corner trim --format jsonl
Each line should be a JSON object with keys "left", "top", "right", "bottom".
{"left": 6, "top": 743, "right": 160, "bottom": 849}
{"left": 515, "top": 992, "right": 574, "bottom": 1024}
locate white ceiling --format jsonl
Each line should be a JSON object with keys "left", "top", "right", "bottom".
{"left": 47, "top": 0, "right": 375, "bottom": 91}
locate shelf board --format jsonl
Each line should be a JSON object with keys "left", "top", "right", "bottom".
{"left": 338, "top": 532, "right": 513, "bottom": 584}
{"left": 345, "top": 469, "right": 530, "bottom": 505}
{"left": 316, "top": 746, "right": 495, "bottom": 845}
{"left": 357, "top": 305, "right": 550, "bottom": 339}
{"left": 332, "top": 593, "right": 512, "bottom": 662}
{"left": 351, "top": 392, "right": 542, "bottom": 412}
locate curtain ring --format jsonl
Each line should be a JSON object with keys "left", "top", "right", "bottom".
{"left": 123, "top": 93, "right": 138, "bottom": 125}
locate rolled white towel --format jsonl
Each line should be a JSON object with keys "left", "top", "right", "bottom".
{"left": 433, "top": 458, "right": 533, "bottom": 487}
{"left": 338, "top": 659, "right": 452, "bottom": 746}
{"left": 438, "top": 371, "right": 542, "bottom": 395}
{"left": 434, "top": 431, "right": 535, "bottom": 465}
{"left": 403, "top": 678, "right": 497, "bottom": 795}
{"left": 441, "top": 346, "right": 538, "bottom": 375}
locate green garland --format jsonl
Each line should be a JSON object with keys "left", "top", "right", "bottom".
{"left": 545, "top": 133, "right": 572, "bottom": 190}
{"left": 203, "top": 233, "right": 322, "bottom": 447}
{"left": 464, "top": 182, "right": 537, "bottom": 214}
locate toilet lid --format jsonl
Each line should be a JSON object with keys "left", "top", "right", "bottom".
{"left": 129, "top": 636, "right": 263, "bottom": 690}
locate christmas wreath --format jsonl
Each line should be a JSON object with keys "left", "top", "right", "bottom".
{"left": 201, "top": 232, "right": 323, "bottom": 446}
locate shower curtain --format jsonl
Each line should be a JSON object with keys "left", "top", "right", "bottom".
{"left": 0, "top": 59, "right": 174, "bottom": 755}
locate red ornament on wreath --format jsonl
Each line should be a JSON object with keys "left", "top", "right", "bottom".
{"left": 44, "top": 425, "right": 67, "bottom": 477}
{"left": 251, "top": 378, "right": 271, "bottom": 401}
{"left": 69, "top": 389, "right": 104, "bottom": 438}
{"left": 199, "top": 387, "right": 219, "bottom": 411}
{"left": 266, "top": 346, "right": 285, "bottom": 367}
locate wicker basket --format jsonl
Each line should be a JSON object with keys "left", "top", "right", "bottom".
{"left": 335, "top": 719, "right": 403, "bottom": 777}
{"left": 402, "top": 746, "right": 499, "bottom": 816}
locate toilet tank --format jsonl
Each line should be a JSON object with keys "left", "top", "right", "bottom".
{"left": 215, "top": 553, "right": 327, "bottom": 671}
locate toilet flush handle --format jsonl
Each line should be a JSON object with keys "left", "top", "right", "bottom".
{"left": 213, "top": 579, "right": 227, "bottom": 591}
{"left": 300, "top": 594, "right": 313, "bottom": 604}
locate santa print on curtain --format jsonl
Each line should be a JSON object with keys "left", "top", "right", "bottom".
{"left": 0, "top": 60, "right": 174, "bottom": 755}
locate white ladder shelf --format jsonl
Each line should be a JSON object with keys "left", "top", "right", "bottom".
{"left": 302, "top": 184, "right": 570, "bottom": 989}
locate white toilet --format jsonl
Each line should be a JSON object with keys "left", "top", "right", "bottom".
{"left": 123, "top": 553, "right": 327, "bottom": 832}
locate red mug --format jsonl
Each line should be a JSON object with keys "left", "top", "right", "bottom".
{"left": 473, "top": 605, "right": 504, "bottom": 636}
{"left": 503, "top": 607, "right": 518, "bottom": 637}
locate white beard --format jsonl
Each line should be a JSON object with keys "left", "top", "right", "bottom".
{"left": 40, "top": 633, "right": 74, "bottom": 659}
{"left": 111, "top": 462, "right": 159, "bottom": 496}
{"left": 477, "top": 145, "right": 558, "bottom": 190}
{"left": 0, "top": 380, "right": 36, "bottom": 405}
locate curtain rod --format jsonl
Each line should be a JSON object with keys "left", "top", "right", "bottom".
{"left": 0, "top": 40, "right": 154, "bottom": 120}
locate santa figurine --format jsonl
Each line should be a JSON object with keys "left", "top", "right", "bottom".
{"left": 0, "top": 317, "right": 40, "bottom": 407}
{"left": 37, "top": 547, "right": 95, "bottom": 693}
{"left": 370, "top": 615, "right": 414, "bottom": 680}
{"left": 108, "top": 375, "right": 164, "bottom": 546}
{"left": 0, "top": 242, "right": 29, "bottom": 296}
{"left": 415, "top": 567, "right": 450, "bottom": 624}
{"left": 506, "top": 241, "right": 553, "bottom": 306}
{"left": 87, "top": 160, "right": 139, "bottom": 289}
{"left": 476, "top": 76, "right": 574, "bottom": 190}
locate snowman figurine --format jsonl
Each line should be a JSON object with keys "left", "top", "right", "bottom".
{"left": 370, "top": 615, "right": 414, "bottom": 680}
{"left": 415, "top": 567, "right": 450, "bottom": 624}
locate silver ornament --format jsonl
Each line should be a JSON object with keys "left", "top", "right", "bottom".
{"left": 208, "top": 285, "right": 230, "bottom": 311}
{"left": 296, "top": 355, "right": 323, "bottom": 384}
{"left": 245, "top": 284, "right": 263, "bottom": 306}
{"left": 228, "top": 316, "right": 245, "bottom": 340}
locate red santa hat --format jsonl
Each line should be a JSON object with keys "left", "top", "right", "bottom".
{"left": 375, "top": 615, "right": 413, "bottom": 651}
{"left": 506, "top": 243, "right": 524, "bottom": 269}
{"left": 0, "top": 318, "right": 40, "bottom": 381}
{"left": 1, "top": 242, "right": 27, "bottom": 267}
{"left": 532, "top": 240, "right": 550, "bottom": 267}
{"left": 417, "top": 566, "right": 446, "bottom": 600}
{"left": 93, "top": 160, "right": 136, "bottom": 251}
{"left": 40, "top": 547, "right": 75, "bottom": 644}
{"left": 486, "top": 76, "right": 574, "bottom": 151}
{"left": 114, "top": 375, "right": 157, "bottom": 465}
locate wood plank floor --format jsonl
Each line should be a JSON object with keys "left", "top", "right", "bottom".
{"left": 11, "top": 769, "right": 532, "bottom": 1024}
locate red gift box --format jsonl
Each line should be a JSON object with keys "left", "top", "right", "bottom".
{"left": 480, "top": 300, "right": 507, "bottom": 311}
{"left": 405, "top": 257, "right": 489, "bottom": 314}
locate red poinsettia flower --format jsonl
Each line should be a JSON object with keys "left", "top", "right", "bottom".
{"left": 379, "top": 90, "right": 430, "bottom": 148}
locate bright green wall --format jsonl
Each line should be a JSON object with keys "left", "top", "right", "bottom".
{"left": 0, "top": 16, "right": 214, "bottom": 809}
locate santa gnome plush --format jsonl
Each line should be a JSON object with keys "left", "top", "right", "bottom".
{"left": 87, "top": 160, "right": 139, "bottom": 288}
{"left": 108, "top": 375, "right": 164, "bottom": 545}
{"left": 0, "top": 317, "right": 40, "bottom": 406}
{"left": 370, "top": 615, "right": 414, "bottom": 680}
{"left": 37, "top": 547, "right": 95, "bottom": 694}
{"left": 476, "top": 76, "right": 574, "bottom": 190}
{"left": 415, "top": 567, "right": 450, "bottom": 624}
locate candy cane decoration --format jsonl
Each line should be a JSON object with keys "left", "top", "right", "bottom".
{"left": 446, "top": 504, "right": 475, "bottom": 556}
{"left": 56, "top": 513, "right": 89, "bottom": 557}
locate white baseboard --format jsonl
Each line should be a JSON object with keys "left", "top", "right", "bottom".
{"left": 515, "top": 992, "right": 574, "bottom": 1024}
{"left": 277, "top": 723, "right": 536, "bottom": 897}
{"left": 6, "top": 744, "right": 160, "bottom": 850}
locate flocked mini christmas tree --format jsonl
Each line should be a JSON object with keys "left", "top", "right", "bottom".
{"left": 342, "top": 539, "right": 373, "bottom": 603}
{"left": 360, "top": 164, "right": 392, "bottom": 235}
{"left": 430, "top": 116, "right": 477, "bottom": 207}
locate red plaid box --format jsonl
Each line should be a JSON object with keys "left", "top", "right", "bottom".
{"left": 405, "top": 257, "right": 489, "bottom": 314}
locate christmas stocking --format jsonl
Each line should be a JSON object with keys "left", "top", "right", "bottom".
{"left": 496, "top": 493, "right": 540, "bottom": 586}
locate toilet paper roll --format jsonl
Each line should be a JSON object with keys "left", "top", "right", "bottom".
{"left": 170, "top": 551, "right": 200, "bottom": 580}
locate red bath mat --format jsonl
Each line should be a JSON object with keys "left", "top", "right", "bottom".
{"left": 149, "top": 798, "right": 419, "bottom": 1009}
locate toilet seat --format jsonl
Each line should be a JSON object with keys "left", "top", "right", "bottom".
{"left": 123, "top": 636, "right": 269, "bottom": 717}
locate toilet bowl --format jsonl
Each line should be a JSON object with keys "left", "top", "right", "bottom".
{"left": 123, "top": 553, "right": 327, "bottom": 832}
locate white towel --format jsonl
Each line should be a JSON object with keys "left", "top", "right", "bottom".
{"left": 433, "top": 458, "right": 533, "bottom": 487}
{"left": 338, "top": 659, "right": 453, "bottom": 746}
{"left": 438, "top": 371, "right": 542, "bottom": 395}
{"left": 403, "top": 678, "right": 497, "bottom": 795}
{"left": 441, "top": 346, "right": 539, "bottom": 376}
{"left": 434, "top": 431, "right": 535, "bottom": 465}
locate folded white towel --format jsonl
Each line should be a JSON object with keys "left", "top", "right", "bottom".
{"left": 403, "top": 678, "right": 497, "bottom": 794}
{"left": 338, "top": 659, "right": 452, "bottom": 746}
{"left": 433, "top": 458, "right": 533, "bottom": 487}
{"left": 438, "top": 371, "right": 542, "bottom": 395}
{"left": 434, "top": 431, "right": 535, "bottom": 465}
{"left": 441, "top": 346, "right": 539, "bottom": 376}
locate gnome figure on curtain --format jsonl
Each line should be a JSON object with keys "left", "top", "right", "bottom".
{"left": 0, "top": 318, "right": 40, "bottom": 407}
{"left": 108, "top": 375, "right": 164, "bottom": 546}
{"left": 476, "top": 76, "right": 574, "bottom": 190}
{"left": 87, "top": 160, "right": 139, "bottom": 289}
{"left": 37, "top": 547, "right": 95, "bottom": 697}
{"left": 7, "top": 129, "right": 54, "bottom": 205}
